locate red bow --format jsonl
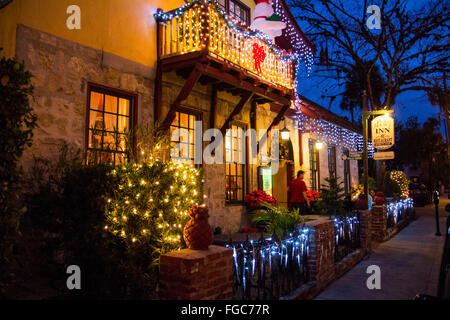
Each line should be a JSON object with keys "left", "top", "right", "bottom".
{"left": 252, "top": 43, "right": 266, "bottom": 74}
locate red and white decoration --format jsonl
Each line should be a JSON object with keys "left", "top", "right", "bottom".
{"left": 250, "top": 0, "right": 286, "bottom": 42}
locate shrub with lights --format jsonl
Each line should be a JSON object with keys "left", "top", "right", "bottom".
{"left": 100, "top": 123, "right": 204, "bottom": 296}
{"left": 383, "top": 170, "right": 409, "bottom": 198}
{"left": 104, "top": 161, "right": 203, "bottom": 252}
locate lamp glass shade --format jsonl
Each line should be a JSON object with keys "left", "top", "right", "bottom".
{"left": 315, "top": 141, "right": 323, "bottom": 150}
{"left": 280, "top": 127, "right": 290, "bottom": 141}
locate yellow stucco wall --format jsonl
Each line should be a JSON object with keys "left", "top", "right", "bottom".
{"left": 0, "top": 0, "right": 185, "bottom": 66}
{"left": 0, "top": 0, "right": 256, "bottom": 66}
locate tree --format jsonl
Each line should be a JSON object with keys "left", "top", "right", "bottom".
{"left": 340, "top": 62, "right": 385, "bottom": 123}
{"left": 316, "top": 176, "right": 346, "bottom": 216}
{"left": 290, "top": 0, "right": 449, "bottom": 110}
{"left": 0, "top": 54, "right": 37, "bottom": 294}
{"left": 425, "top": 74, "right": 450, "bottom": 187}
{"left": 393, "top": 116, "right": 449, "bottom": 187}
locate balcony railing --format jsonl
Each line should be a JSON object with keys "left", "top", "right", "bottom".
{"left": 155, "top": 0, "right": 295, "bottom": 89}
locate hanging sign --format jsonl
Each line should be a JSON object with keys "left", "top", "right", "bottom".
{"left": 259, "top": 167, "right": 273, "bottom": 195}
{"left": 374, "top": 151, "right": 395, "bottom": 160}
{"left": 342, "top": 153, "right": 362, "bottom": 160}
{"left": 371, "top": 114, "right": 395, "bottom": 150}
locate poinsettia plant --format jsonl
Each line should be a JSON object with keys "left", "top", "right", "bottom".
{"left": 241, "top": 227, "right": 257, "bottom": 234}
{"left": 244, "top": 190, "right": 277, "bottom": 209}
{"left": 306, "top": 190, "right": 321, "bottom": 202}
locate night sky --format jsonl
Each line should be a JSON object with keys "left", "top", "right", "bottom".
{"left": 293, "top": 0, "right": 445, "bottom": 133}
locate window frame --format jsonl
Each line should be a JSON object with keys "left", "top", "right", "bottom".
{"left": 328, "top": 145, "right": 337, "bottom": 179}
{"left": 308, "top": 140, "right": 319, "bottom": 191}
{"left": 217, "top": 0, "right": 251, "bottom": 26}
{"left": 85, "top": 83, "right": 138, "bottom": 165}
{"left": 343, "top": 148, "right": 351, "bottom": 194}
{"left": 225, "top": 121, "right": 248, "bottom": 204}
{"left": 169, "top": 107, "right": 202, "bottom": 165}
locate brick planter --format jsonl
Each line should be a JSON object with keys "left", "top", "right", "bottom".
{"left": 160, "top": 214, "right": 373, "bottom": 300}
{"left": 371, "top": 204, "right": 415, "bottom": 242}
{"left": 159, "top": 245, "right": 233, "bottom": 300}
{"left": 371, "top": 205, "right": 387, "bottom": 242}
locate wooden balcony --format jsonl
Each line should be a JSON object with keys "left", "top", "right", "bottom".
{"left": 156, "top": 1, "right": 295, "bottom": 91}
{"left": 155, "top": 0, "right": 296, "bottom": 145}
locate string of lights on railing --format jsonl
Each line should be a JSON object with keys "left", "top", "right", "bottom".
{"left": 154, "top": 0, "right": 315, "bottom": 109}
{"left": 333, "top": 215, "right": 359, "bottom": 245}
{"left": 386, "top": 198, "right": 414, "bottom": 225}
{"left": 154, "top": 0, "right": 313, "bottom": 65}
{"left": 225, "top": 226, "right": 310, "bottom": 299}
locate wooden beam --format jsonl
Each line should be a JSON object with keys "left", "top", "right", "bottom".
{"left": 154, "top": 62, "right": 163, "bottom": 124}
{"left": 250, "top": 99, "right": 257, "bottom": 132}
{"left": 258, "top": 103, "right": 291, "bottom": 152}
{"left": 220, "top": 91, "right": 253, "bottom": 137}
{"left": 202, "top": 64, "right": 292, "bottom": 105}
{"left": 160, "top": 64, "right": 203, "bottom": 130}
{"left": 154, "top": 21, "right": 163, "bottom": 124}
{"left": 210, "top": 85, "right": 218, "bottom": 129}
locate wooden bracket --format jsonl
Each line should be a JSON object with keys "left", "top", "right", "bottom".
{"left": 257, "top": 103, "right": 291, "bottom": 152}
{"left": 219, "top": 91, "right": 254, "bottom": 137}
{"left": 160, "top": 65, "right": 203, "bottom": 130}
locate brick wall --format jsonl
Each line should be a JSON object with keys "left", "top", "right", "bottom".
{"left": 305, "top": 220, "right": 335, "bottom": 290}
{"left": 160, "top": 216, "right": 373, "bottom": 300}
{"left": 371, "top": 205, "right": 387, "bottom": 242}
{"left": 159, "top": 245, "right": 233, "bottom": 300}
{"left": 359, "top": 210, "right": 372, "bottom": 252}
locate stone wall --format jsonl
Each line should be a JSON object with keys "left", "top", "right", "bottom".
{"left": 15, "top": 24, "right": 155, "bottom": 171}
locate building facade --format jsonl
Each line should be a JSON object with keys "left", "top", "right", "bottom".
{"left": 1, "top": 0, "right": 360, "bottom": 234}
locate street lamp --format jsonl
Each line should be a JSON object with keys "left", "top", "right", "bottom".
{"left": 315, "top": 141, "right": 324, "bottom": 150}
{"left": 280, "top": 117, "right": 290, "bottom": 141}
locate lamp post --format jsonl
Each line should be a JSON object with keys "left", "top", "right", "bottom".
{"left": 361, "top": 91, "right": 395, "bottom": 196}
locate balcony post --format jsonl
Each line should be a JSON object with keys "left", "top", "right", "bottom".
{"left": 200, "top": 0, "right": 210, "bottom": 53}
{"left": 155, "top": 10, "right": 163, "bottom": 123}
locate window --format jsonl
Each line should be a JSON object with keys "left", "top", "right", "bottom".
{"left": 170, "top": 110, "right": 199, "bottom": 165}
{"left": 226, "top": 123, "right": 246, "bottom": 203}
{"left": 309, "top": 140, "right": 319, "bottom": 191}
{"left": 87, "top": 86, "right": 135, "bottom": 165}
{"left": 343, "top": 149, "right": 351, "bottom": 194}
{"left": 217, "top": 0, "right": 250, "bottom": 26}
{"left": 328, "top": 146, "right": 336, "bottom": 178}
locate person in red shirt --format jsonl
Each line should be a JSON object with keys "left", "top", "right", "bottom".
{"left": 289, "top": 170, "right": 310, "bottom": 214}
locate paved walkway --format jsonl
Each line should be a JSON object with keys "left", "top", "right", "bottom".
{"left": 315, "top": 195, "right": 449, "bottom": 300}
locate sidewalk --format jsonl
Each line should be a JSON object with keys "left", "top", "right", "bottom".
{"left": 315, "top": 195, "right": 449, "bottom": 300}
